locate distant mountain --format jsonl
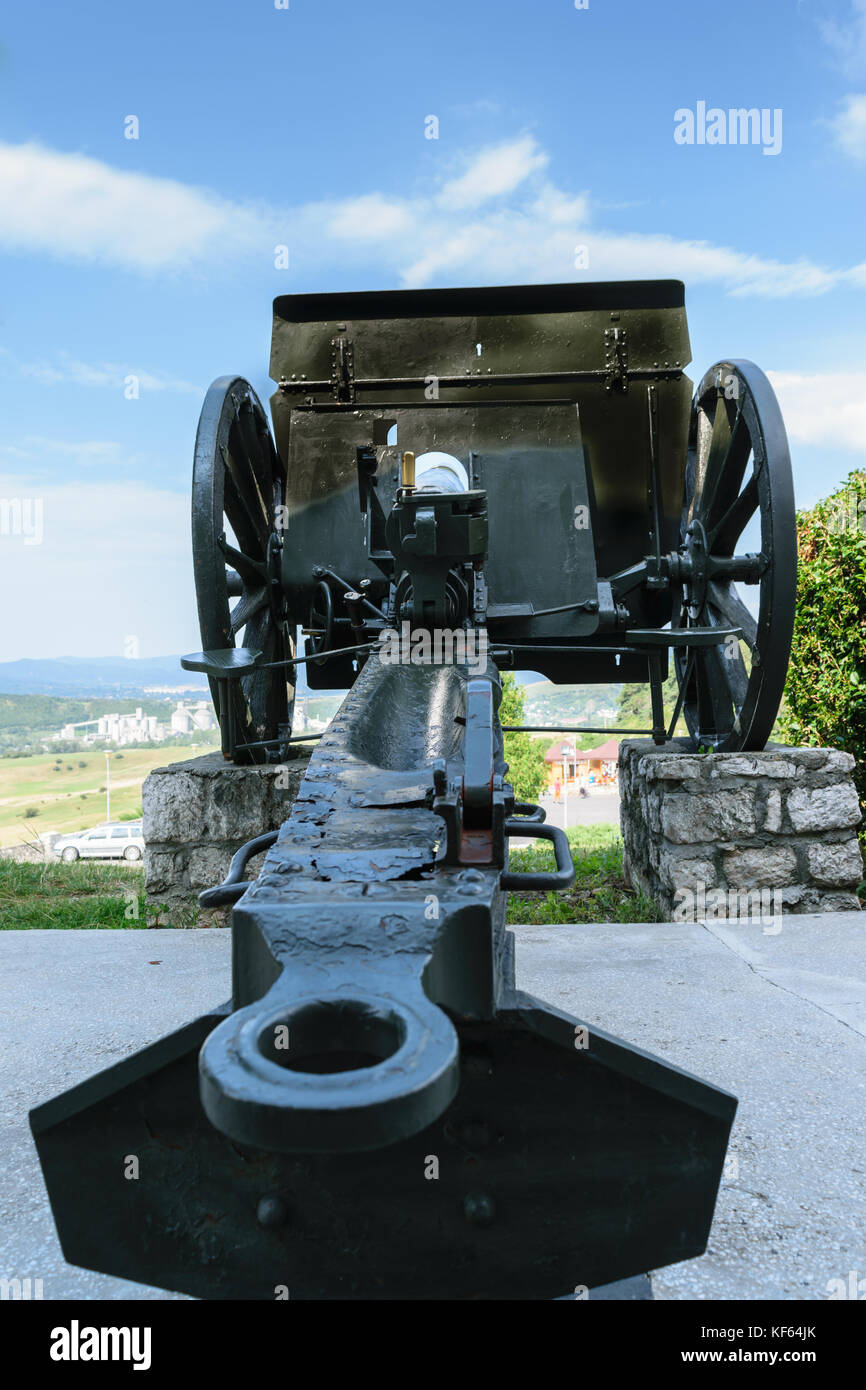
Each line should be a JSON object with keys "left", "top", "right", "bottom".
{"left": 0, "top": 656, "right": 569, "bottom": 701}
{"left": 0, "top": 657, "right": 209, "bottom": 698}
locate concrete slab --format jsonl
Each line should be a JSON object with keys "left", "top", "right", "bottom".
{"left": 515, "top": 914, "right": 866, "bottom": 1300}
{"left": 0, "top": 929, "right": 231, "bottom": 1300}
{"left": 1, "top": 915, "right": 864, "bottom": 1300}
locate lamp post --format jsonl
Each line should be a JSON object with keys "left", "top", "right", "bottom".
{"left": 105, "top": 752, "right": 111, "bottom": 823}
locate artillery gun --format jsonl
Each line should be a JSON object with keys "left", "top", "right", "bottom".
{"left": 31, "top": 281, "right": 795, "bottom": 1299}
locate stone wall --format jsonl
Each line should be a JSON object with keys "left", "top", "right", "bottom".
{"left": 142, "top": 751, "right": 310, "bottom": 905}
{"left": 619, "top": 740, "right": 864, "bottom": 918}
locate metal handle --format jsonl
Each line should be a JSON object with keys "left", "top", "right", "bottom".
{"left": 198, "top": 831, "right": 279, "bottom": 908}
{"left": 512, "top": 801, "right": 546, "bottom": 823}
{"left": 500, "top": 820, "right": 574, "bottom": 892}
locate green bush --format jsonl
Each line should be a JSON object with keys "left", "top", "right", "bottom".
{"left": 779, "top": 470, "right": 866, "bottom": 811}
{"left": 23, "top": 807, "right": 39, "bottom": 818}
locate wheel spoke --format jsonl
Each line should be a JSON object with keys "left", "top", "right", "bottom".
{"left": 693, "top": 395, "right": 731, "bottom": 525}
{"left": 705, "top": 408, "right": 751, "bottom": 532}
{"left": 230, "top": 585, "right": 271, "bottom": 635}
{"left": 222, "top": 437, "right": 269, "bottom": 551}
{"left": 709, "top": 471, "right": 759, "bottom": 555}
{"left": 706, "top": 580, "right": 758, "bottom": 648}
{"left": 706, "top": 620, "right": 750, "bottom": 708}
{"left": 219, "top": 537, "right": 267, "bottom": 584}
{"left": 694, "top": 646, "right": 735, "bottom": 740}
{"left": 235, "top": 399, "right": 274, "bottom": 502}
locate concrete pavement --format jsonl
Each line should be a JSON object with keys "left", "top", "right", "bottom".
{"left": 1, "top": 914, "right": 864, "bottom": 1300}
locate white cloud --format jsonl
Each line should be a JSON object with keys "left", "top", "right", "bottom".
{"left": 435, "top": 135, "right": 549, "bottom": 210}
{"left": 0, "top": 134, "right": 865, "bottom": 299}
{"left": 0, "top": 474, "right": 197, "bottom": 658}
{"left": 0, "top": 141, "right": 273, "bottom": 272}
{"left": 828, "top": 93, "right": 866, "bottom": 159}
{"left": 0, "top": 348, "right": 201, "bottom": 395}
{"left": 821, "top": 0, "right": 866, "bottom": 78}
{"left": 0, "top": 437, "right": 122, "bottom": 462}
{"left": 327, "top": 193, "right": 415, "bottom": 241}
{"left": 768, "top": 370, "right": 866, "bottom": 453}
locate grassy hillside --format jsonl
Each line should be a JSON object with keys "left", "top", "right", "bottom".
{"left": 0, "top": 747, "right": 198, "bottom": 847}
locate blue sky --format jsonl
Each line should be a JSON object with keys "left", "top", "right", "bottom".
{"left": 1, "top": 0, "right": 865, "bottom": 660}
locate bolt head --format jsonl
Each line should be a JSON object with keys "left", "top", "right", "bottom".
{"left": 463, "top": 1193, "right": 495, "bottom": 1227}
{"left": 256, "top": 1195, "right": 288, "bottom": 1229}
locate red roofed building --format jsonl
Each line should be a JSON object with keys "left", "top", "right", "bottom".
{"left": 544, "top": 736, "right": 620, "bottom": 796}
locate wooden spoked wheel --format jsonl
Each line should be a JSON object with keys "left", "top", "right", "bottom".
{"left": 192, "top": 377, "right": 294, "bottom": 764}
{"left": 673, "top": 360, "right": 796, "bottom": 752}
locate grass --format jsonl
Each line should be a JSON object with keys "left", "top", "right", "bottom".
{"left": 0, "top": 858, "right": 148, "bottom": 928}
{"left": 0, "top": 858, "right": 224, "bottom": 929}
{"left": 506, "top": 822, "right": 662, "bottom": 925}
{"left": 0, "top": 747, "right": 202, "bottom": 847}
{"left": 1, "top": 822, "right": 659, "bottom": 930}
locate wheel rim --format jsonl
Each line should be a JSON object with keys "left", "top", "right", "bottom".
{"left": 192, "top": 377, "right": 295, "bottom": 764}
{"left": 674, "top": 360, "right": 797, "bottom": 752}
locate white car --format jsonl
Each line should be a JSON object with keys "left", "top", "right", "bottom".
{"left": 54, "top": 821, "right": 144, "bottom": 863}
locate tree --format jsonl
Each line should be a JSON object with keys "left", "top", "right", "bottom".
{"left": 779, "top": 470, "right": 866, "bottom": 809}
{"left": 500, "top": 673, "right": 548, "bottom": 803}
{"left": 616, "top": 671, "right": 683, "bottom": 736}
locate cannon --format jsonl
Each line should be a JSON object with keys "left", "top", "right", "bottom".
{"left": 31, "top": 281, "right": 796, "bottom": 1299}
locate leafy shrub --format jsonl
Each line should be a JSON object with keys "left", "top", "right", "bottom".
{"left": 779, "top": 470, "right": 866, "bottom": 811}
{"left": 24, "top": 807, "right": 39, "bottom": 818}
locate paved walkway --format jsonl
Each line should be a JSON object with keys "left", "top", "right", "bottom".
{"left": 2, "top": 915, "right": 864, "bottom": 1300}
{"left": 539, "top": 789, "right": 621, "bottom": 830}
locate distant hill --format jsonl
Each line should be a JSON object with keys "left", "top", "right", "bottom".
{"left": 0, "top": 656, "right": 209, "bottom": 698}
{"left": 0, "top": 656, "right": 603, "bottom": 705}
{"left": 523, "top": 682, "right": 623, "bottom": 728}
{"left": 0, "top": 652, "right": 338, "bottom": 699}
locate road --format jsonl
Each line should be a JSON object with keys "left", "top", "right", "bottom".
{"left": 540, "top": 789, "right": 621, "bottom": 831}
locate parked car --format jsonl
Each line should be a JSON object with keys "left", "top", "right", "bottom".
{"left": 53, "top": 821, "right": 144, "bottom": 863}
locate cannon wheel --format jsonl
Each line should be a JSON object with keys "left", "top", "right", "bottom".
{"left": 673, "top": 360, "right": 796, "bottom": 752}
{"left": 192, "top": 377, "right": 294, "bottom": 764}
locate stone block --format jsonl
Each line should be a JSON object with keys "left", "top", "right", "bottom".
{"left": 661, "top": 790, "right": 756, "bottom": 843}
{"left": 619, "top": 740, "right": 862, "bottom": 921}
{"left": 806, "top": 838, "right": 864, "bottom": 887}
{"left": 708, "top": 756, "right": 797, "bottom": 779}
{"left": 142, "top": 751, "right": 311, "bottom": 903}
{"left": 722, "top": 846, "right": 799, "bottom": 890}
{"left": 787, "top": 783, "right": 861, "bottom": 833}
{"left": 641, "top": 756, "right": 703, "bottom": 782}
{"left": 815, "top": 892, "right": 863, "bottom": 913}
{"left": 661, "top": 855, "right": 718, "bottom": 892}
{"left": 764, "top": 789, "right": 782, "bottom": 833}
